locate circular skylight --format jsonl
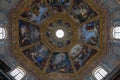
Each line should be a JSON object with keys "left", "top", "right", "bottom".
{"left": 56, "top": 29, "right": 64, "bottom": 38}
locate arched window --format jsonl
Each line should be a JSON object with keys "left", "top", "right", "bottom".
{"left": 10, "top": 66, "right": 26, "bottom": 80}
{"left": 112, "top": 26, "right": 120, "bottom": 39}
{"left": 93, "top": 67, "right": 108, "bottom": 80}
{"left": 0, "top": 27, "right": 6, "bottom": 40}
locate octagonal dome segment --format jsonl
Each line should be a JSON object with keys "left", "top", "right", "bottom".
{"left": 47, "top": 0, "right": 72, "bottom": 13}
{"left": 79, "top": 20, "right": 100, "bottom": 46}
{"left": 22, "top": 43, "right": 51, "bottom": 70}
{"left": 10, "top": 0, "right": 107, "bottom": 79}
{"left": 18, "top": 20, "right": 40, "bottom": 47}
{"left": 69, "top": 0, "right": 97, "bottom": 25}
{"left": 46, "top": 52, "right": 74, "bottom": 73}
{"left": 20, "top": 0, "right": 50, "bottom": 25}
{"left": 69, "top": 44, "right": 97, "bottom": 71}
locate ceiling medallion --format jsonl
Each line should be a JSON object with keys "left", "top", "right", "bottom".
{"left": 41, "top": 17, "right": 77, "bottom": 51}
{"left": 10, "top": 0, "right": 107, "bottom": 79}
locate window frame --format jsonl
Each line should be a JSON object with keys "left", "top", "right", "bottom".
{"left": 9, "top": 66, "right": 26, "bottom": 80}
{"left": 112, "top": 26, "right": 120, "bottom": 39}
{"left": 92, "top": 66, "right": 108, "bottom": 80}
{"left": 0, "top": 26, "right": 7, "bottom": 40}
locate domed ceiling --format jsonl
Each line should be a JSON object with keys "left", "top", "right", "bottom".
{"left": 10, "top": 0, "right": 107, "bottom": 79}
